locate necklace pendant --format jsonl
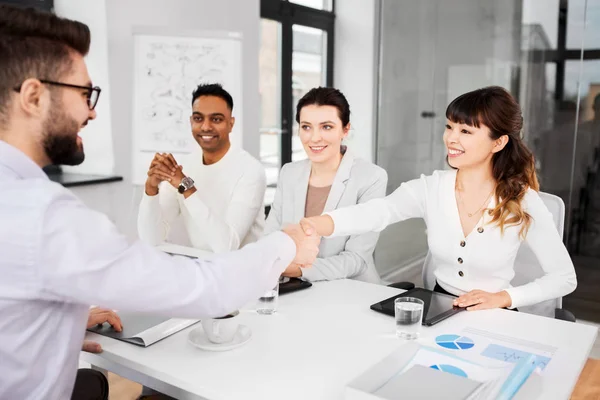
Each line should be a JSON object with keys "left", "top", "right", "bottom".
{"left": 468, "top": 213, "right": 473, "bottom": 217}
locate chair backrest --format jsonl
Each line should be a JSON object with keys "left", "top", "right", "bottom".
{"left": 422, "top": 251, "right": 436, "bottom": 291}
{"left": 421, "top": 191, "right": 565, "bottom": 317}
{"left": 512, "top": 192, "right": 565, "bottom": 316}
{"left": 538, "top": 192, "right": 565, "bottom": 237}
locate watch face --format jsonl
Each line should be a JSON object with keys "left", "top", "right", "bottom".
{"left": 182, "top": 177, "right": 194, "bottom": 187}
{"left": 178, "top": 176, "right": 194, "bottom": 194}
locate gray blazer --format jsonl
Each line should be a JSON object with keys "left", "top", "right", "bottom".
{"left": 264, "top": 150, "right": 388, "bottom": 283}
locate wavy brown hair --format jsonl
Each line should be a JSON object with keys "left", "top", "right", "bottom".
{"left": 446, "top": 86, "right": 539, "bottom": 239}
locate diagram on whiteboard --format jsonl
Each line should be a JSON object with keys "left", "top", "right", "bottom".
{"left": 132, "top": 33, "right": 242, "bottom": 154}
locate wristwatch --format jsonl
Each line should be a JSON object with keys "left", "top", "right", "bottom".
{"left": 178, "top": 176, "right": 195, "bottom": 194}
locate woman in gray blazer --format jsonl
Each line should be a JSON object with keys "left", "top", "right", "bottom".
{"left": 264, "top": 87, "right": 388, "bottom": 283}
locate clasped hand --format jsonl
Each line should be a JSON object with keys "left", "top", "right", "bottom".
{"left": 145, "top": 152, "right": 186, "bottom": 194}
{"left": 282, "top": 219, "right": 322, "bottom": 272}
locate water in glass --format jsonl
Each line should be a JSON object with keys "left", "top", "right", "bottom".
{"left": 395, "top": 297, "right": 424, "bottom": 339}
{"left": 257, "top": 284, "right": 279, "bottom": 315}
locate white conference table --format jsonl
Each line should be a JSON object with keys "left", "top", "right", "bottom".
{"left": 82, "top": 279, "right": 598, "bottom": 400}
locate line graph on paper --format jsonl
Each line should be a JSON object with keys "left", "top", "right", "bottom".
{"left": 481, "top": 344, "right": 552, "bottom": 370}
{"left": 463, "top": 327, "right": 556, "bottom": 371}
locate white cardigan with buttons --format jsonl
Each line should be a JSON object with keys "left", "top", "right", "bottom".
{"left": 326, "top": 169, "right": 577, "bottom": 309}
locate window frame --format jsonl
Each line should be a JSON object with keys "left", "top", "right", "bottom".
{"left": 261, "top": 0, "right": 335, "bottom": 165}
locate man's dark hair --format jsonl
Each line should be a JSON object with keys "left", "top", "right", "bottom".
{"left": 0, "top": 5, "right": 91, "bottom": 125}
{"left": 191, "top": 83, "right": 234, "bottom": 111}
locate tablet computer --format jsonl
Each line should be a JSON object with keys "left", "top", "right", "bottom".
{"left": 278, "top": 277, "right": 312, "bottom": 295}
{"left": 370, "top": 287, "right": 465, "bottom": 326}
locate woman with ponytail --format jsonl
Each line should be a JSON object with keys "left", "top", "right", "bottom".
{"left": 302, "top": 86, "right": 576, "bottom": 311}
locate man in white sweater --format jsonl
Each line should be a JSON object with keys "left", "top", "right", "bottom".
{"left": 138, "top": 83, "right": 266, "bottom": 253}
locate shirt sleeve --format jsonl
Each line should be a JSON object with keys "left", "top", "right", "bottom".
{"left": 504, "top": 191, "right": 577, "bottom": 309}
{"left": 182, "top": 163, "right": 267, "bottom": 253}
{"left": 301, "top": 168, "right": 388, "bottom": 281}
{"left": 38, "top": 193, "right": 295, "bottom": 318}
{"left": 326, "top": 174, "right": 428, "bottom": 238}
{"left": 137, "top": 182, "right": 181, "bottom": 246}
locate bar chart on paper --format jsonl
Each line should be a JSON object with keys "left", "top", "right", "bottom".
{"left": 435, "top": 334, "right": 475, "bottom": 350}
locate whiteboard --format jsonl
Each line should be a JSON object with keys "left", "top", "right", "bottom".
{"left": 131, "top": 29, "right": 243, "bottom": 184}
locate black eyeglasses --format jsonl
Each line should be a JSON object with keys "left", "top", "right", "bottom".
{"left": 13, "top": 79, "right": 102, "bottom": 110}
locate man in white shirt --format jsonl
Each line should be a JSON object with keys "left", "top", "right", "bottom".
{"left": 138, "top": 83, "right": 266, "bottom": 253}
{"left": 0, "top": 5, "right": 319, "bottom": 400}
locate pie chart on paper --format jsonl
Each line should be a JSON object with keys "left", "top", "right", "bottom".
{"left": 430, "top": 364, "right": 468, "bottom": 378}
{"left": 435, "top": 334, "right": 475, "bottom": 350}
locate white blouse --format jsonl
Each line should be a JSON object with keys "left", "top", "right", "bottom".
{"left": 327, "top": 169, "right": 577, "bottom": 309}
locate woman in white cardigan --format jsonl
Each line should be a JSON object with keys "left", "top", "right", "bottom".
{"left": 302, "top": 86, "right": 577, "bottom": 310}
{"left": 264, "top": 87, "right": 387, "bottom": 283}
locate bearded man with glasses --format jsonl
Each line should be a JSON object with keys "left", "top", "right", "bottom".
{"left": 0, "top": 5, "right": 320, "bottom": 400}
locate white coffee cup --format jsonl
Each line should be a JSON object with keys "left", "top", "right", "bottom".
{"left": 201, "top": 310, "right": 240, "bottom": 344}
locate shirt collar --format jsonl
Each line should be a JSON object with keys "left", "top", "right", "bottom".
{"left": 199, "top": 145, "right": 236, "bottom": 168}
{"left": 0, "top": 140, "right": 49, "bottom": 180}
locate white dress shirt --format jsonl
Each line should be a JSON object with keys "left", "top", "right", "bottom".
{"left": 138, "top": 147, "right": 266, "bottom": 253}
{"left": 0, "top": 140, "right": 294, "bottom": 400}
{"left": 327, "top": 169, "right": 577, "bottom": 309}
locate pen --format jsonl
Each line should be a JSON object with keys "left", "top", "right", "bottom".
{"left": 496, "top": 354, "right": 538, "bottom": 400}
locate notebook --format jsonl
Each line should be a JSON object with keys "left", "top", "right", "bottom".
{"left": 87, "top": 312, "right": 199, "bottom": 347}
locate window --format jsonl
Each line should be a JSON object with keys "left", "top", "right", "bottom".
{"left": 259, "top": 0, "right": 335, "bottom": 204}
{"left": 259, "top": 19, "right": 283, "bottom": 204}
{"left": 292, "top": 25, "right": 328, "bottom": 162}
{"left": 567, "top": 0, "right": 600, "bottom": 49}
{"left": 289, "top": 0, "right": 333, "bottom": 11}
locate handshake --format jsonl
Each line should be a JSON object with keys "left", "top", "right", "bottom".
{"left": 282, "top": 218, "right": 321, "bottom": 268}
{"left": 281, "top": 215, "right": 334, "bottom": 269}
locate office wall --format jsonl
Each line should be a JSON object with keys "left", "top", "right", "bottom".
{"left": 333, "top": 0, "right": 378, "bottom": 163}
{"left": 57, "top": 0, "right": 260, "bottom": 240}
